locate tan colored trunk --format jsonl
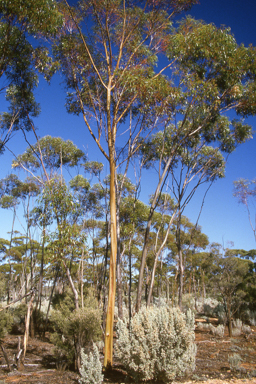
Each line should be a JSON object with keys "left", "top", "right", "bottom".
{"left": 104, "top": 120, "right": 117, "bottom": 368}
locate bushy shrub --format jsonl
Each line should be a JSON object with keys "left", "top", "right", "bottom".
{"left": 182, "top": 294, "right": 196, "bottom": 313}
{"left": 197, "top": 297, "right": 219, "bottom": 315}
{"left": 233, "top": 318, "right": 242, "bottom": 330}
{"left": 0, "top": 308, "right": 13, "bottom": 338}
{"left": 215, "top": 324, "right": 225, "bottom": 337}
{"left": 228, "top": 353, "right": 242, "bottom": 371}
{"left": 208, "top": 324, "right": 225, "bottom": 337}
{"left": 241, "top": 324, "right": 251, "bottom": 336}
{"left": 50, "top": 289, "right": 102, "bottom": 370}
{"left": 115, "top": 305, "right": 196, "bottom": 383}
{"left": 79, "top": 344, "right": 103, "bottom": 384}
{"left": 232, "top": 327, "right": 241, "bottom": 337}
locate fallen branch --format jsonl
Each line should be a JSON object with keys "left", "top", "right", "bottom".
{"left": 0, "top": 343, "right": 12, "bottom": 371}
{"left": 15, "top": 337, "right": 22, "bottom": 370}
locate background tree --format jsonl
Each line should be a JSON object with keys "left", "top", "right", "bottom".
{"left": 212, "top": 255, "right": 249, "bottom": 337}
{"left": 0, "top": 0, "right": 62, "bottom": 153}
{"left": 135, "top": 16, "right": 256, "bottom": 311}
{"left": 233, "top": 178, "right": 256, "bottom": 241}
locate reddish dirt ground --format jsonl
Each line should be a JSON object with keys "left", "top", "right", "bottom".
{"left": 0, "top": 325, "right": 255, "bottom": 383}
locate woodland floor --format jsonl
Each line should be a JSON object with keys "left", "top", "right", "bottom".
{"left": 0, "top": 323, "right": 256, "bottom": 384}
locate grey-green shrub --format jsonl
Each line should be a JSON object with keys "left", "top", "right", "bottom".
{"left": 79, "top": 344, "right": 103, "bottom": 384}
{"left": 242, "top": 324, "right": 251, "bottom": 336}
{"left": 233, "top": 318, "right": 242, "bottom": 330}
{"left": 232, "top": 327, "right": 241, "bottom": 337}
{"left": 208, "top": 324, "right": 225, "bottom": 337}
{"left": 228, "top": 353, "right": 242, "bottom": 371}
{"left": 215, "top": 324, "right": 225, "bottom": 337}
{"left": 115, "top": 305, "right": 196, "bottom": 383}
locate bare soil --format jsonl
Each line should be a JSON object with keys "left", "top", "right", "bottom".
{"left": 0, "top": 325, "right": 255, "bottom": 384}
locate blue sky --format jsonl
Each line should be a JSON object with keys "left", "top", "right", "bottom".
{"left": 0, "top": 0, "right": 256, "bottom": 251}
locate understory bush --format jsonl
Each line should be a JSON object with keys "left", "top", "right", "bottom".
{"left": 228, "top": 353, "right": 242, "bottom": 371}
{"left": 182, "top": 294, "right": 196, "bottom": 313}
{"left": 115, "top": 305, "right": 196, "bottom": 383}
{"left": 231, "top": 319, "right": 251, "bottom": 337}
{"left": 209, "top": 324, "right": 225, "bottom": 337}
{"left": 50, "top": 289, "right": 102, "bottom": 370}
{"left": 79, "top": 344, "right": 103, "bottom": 384}
{"left": 197, "top": 322, "right": 224, "bottom": 337}
{"left": 0, "top": 308, "right": 13, "bottom": 339}
{"left": 232, "top": 327, "right": 241, "bottom": 337}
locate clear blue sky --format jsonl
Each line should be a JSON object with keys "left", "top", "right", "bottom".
{"left": 0, "top": 0, "right": 256, "bottom": 251}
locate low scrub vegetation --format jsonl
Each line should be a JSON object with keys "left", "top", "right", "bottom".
{"left": 115, "top": 305, "right": 196, "bottom": 383}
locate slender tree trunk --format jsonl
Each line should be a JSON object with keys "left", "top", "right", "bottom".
{"left": 166, "top": 279, "right": 169, "bottom": 303}
{"left": 7, "top": 207, "right": 16, "bottom": 304}
{"left": 23, "top": 290, "right": 35, "bottom": 361}
{"left": 116, "top": 201, "right": 123, "bottom": 319}
{"left": 81, "top": 248, "right": 84, "bottom": 308}
{"left": 178, "top": 248, "right": 184, "bottom": 309}
{"left": 147, "top": 211, "right": 176, "bottom": 307}
{"left": 104, "top": 128, "right": 117, "bottom": 369}
{"left": 136, "top": 154, "right": 174, "bottom": 312}
{"left": 227, "top": 304, "right": 232, "bottom": 337}
{"left": 62, "top": 259, "right": 79, "bottom": 311}
{"left": 38, "top": 226, "right": 46, "bottom": 312}
{"left": 176, "top": 212, "right": 184, "bottom": 309}
{"left": 128, "top": 237, "right": 132, "bottom": 324}
{"left": 102, "top": 217, "right": 109, "bottom": 332}
{"left": 44, "top": 266, "right": 59, "bottom": 336}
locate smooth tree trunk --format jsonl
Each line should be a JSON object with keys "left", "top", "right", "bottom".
{"left": 178, "top": 248, "right": 184, "bottom": 309}
{"left": 116, "top": 202, "right": 123, "bottom": 319}
{"left": 62, "top": 259, "right": 79, "bottom": 311}
{"left": 44, "top": 266, "right": 59, "bottom": 336}
{"left": 147, "top": 211, "right": 176, "bottom": 307}
{"left": 23, "top": 290, "right": 35, "bottom": 361}
{"left": 104, "top": 130, "right": 117, "bottom": 369}
{"left": 136, "top": 153, "right": 176, "bottom": 312}
{"left": 38, "top": 226, "right": 46, "bottom": 312}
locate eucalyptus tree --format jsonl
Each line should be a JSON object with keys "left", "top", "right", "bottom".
{"left": 119, "top": 197, "right": 148, "bottom": 320}
{"left": 0, "top": 0, "right": 62, "bottom": 153}
{"left": 212, "top": 255, "right": 250, "bottom": 337}
{"left": 146, "top": 193, "right": 175, "bottom": 306}
{"left": 53, "top": 0, "right": 198, "bottom": 367}
{"left": 233, "top": 178, "right": 256, "bottom": 241}
{"left": 225, "top": 248, "right": 256, "bottom": 314}
{"left": 52, "top": 0, "right": 256, "bottom": 365}
{"left": 13, "top": 137, "right": 87, "bottom": 310}
{"left": 119, "top": 196, "right": 149, "bottom": 319}
{"left": 13, "top": 135, "right": 86, "bottom": 183}
{"left": 0, "top": 174, "right": 25, "bottom": 303}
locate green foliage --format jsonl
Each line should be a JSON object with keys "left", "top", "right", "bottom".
{"left": 13, "top": 136, "right": 86, "bottom": 173}
{"left": 116, "top": 305, "right": 196, "bottom": 382}
{"left": 79, "top": 344, "right": 103, "bottom": 384}
{"left": 0, "top": 0, "right": 62, "bottom": 154}
{"left": 0, "top": 277, "right": 6, "bottom": 300}
{"left": 0, "top": 309, "right": 13, "bottom": 339}
{"left": 50, "top": 289, "right": 102, "bottom": 368}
